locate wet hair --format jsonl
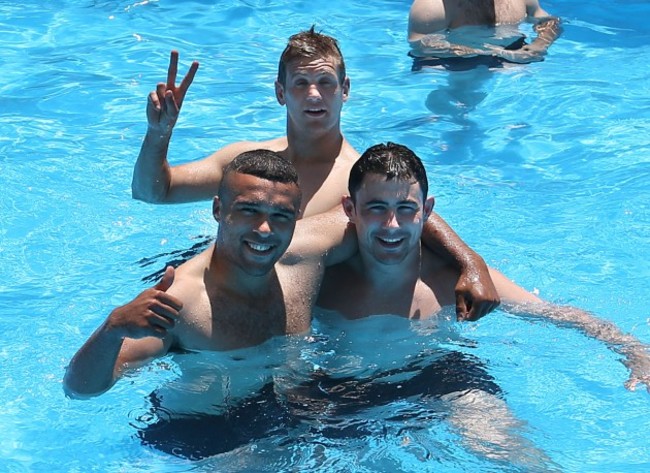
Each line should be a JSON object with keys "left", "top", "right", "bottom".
{"left": 348, "top": 142, "right": 428, "bottom": 201}
{"left": 277, "top": 26, "right": 346, "bottom": 86}
{"left": 221, "top": 149, "right": 301, "bottom": 200}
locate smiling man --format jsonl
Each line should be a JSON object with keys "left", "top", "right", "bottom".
{"left": 317, "top": 142, "right": 650, "bottom": 393}
{"left": 64, "top": 149, "right": 356, "bottom": 399}
{"left": 130, "top": 27, "right": 500, "bottom": 321}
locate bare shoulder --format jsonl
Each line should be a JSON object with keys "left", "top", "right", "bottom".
{"left": 166, "top": 246, "right": 212, "bottom": 301}
{"left": 408, "top": 0, "right": 449, "bottom": 38}
{"left": 202, "top": 136, "right": 289, "bottom": 167}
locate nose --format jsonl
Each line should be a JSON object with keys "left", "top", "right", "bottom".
{"left": 306, "top": 83, "right": 321, "bottom": 100}
{"left": 254, "top": 215, "right": 272, "bottom": 236}
{"left": 384, "top": 211, "right": 399, "bottom": 229}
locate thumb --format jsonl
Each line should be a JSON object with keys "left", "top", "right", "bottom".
{"left": 455, "top": 293, "right": 469, "bottom": 322}
{"left": 154, "top": 266, "right": 175, "bottom": 292}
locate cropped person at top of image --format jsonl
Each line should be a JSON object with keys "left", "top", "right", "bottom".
{"left": 408, "top": 0, "right": 561, "bottom": 66}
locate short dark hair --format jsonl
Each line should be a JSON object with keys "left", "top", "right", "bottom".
{"left": 348, "top": 142, "right": 428, "bottom": 201}
{"left": 277, "top": 26, "right": 346, "bottom": 86}
{"left": 221, "top": 149, "right": 301, "bottom": 199}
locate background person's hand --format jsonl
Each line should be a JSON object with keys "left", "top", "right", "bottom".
{"left": 146, "top": 50, "right": 199, "bottom": 136}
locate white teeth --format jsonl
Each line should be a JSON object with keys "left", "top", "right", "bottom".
{"left": 248, "top": 242, "right": 272, "bottom": 252}
{"left": 380, "top": 237, "right": 401, "bottom": 243}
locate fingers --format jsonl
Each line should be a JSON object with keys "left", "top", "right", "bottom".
{"left": 155, "top": 82, "right": 167, "bottom": 109}
{"left": 179, "top": 61, "right": 199, "bottom": 96}
{"left": 456, "top": 293, "right": 469, "bottom": 321}
{"left": 166, "top": 50, "right": 179, "bottom": 90}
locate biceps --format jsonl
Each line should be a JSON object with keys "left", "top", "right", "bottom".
{"left": 116, "top": 337, "right": 170, "bottom": 374}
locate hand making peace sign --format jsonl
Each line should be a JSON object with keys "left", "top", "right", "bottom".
{"left": 146, "top": 50, "right": 199, "bottom": 136}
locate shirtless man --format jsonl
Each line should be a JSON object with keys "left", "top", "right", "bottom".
{"left": 317, "top": 142, "right": 650, "bottom": 392}
{"left": 408, "top": 0, "right": 561, "bottom": 65}
{"left": 130, "top": 27, "right": 499, "bottom": 320}
{"left": 64, "top": 150, "right": 356, "bottom": 399}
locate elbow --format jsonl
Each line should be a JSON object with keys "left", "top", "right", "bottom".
{"left": 62, "top": 380, "right": 102, "bottom": 401}
{"left": 131, "top": 180, "right": 168, "bottom": 204}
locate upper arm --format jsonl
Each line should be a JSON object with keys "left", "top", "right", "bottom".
{"left": 408, "top": 0, "right": 449, "bottom": 42}
{"left": 284, "top": 205, "right": 357, "bottom": 267}
{"left": 166, "top": 141, "right": 263, "bottom": 203}
{"left": 489, "top": 267, "right": 543, "bottom": 304}
{"left": 115, "top": 335, "right": 173, "bottom": 376}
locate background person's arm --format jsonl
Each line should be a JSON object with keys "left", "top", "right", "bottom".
{"left": 491, "top": 268, "right": 650, "bottom": 392}
{"left": 488, "top": 1, "right": 561, "bottom": 63}
{"left": 130, "top": 50, "right": 262, "bottom": 204}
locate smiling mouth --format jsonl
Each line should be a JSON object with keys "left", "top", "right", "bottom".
{"left": 305, "top": 108, "right": 326, "bottom": 116}
{"left": 376, "top": 236, "right": 404, "bottom": 248}
{"left": 246, "top": 241, "right": 274, "bottom": 254}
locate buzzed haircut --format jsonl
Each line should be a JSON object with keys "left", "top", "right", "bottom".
{"left": 220, "top": 149, "right": 301, "bottom": 199}
{"left": 348, "top": 142, "right": 429, "bottom": 201}
{"left": 277, "top": 26, "right": 347, "bottom": 86}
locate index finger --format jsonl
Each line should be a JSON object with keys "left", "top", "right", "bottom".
{"left": 166, "top": 50, "right": 180, "bottom": 89}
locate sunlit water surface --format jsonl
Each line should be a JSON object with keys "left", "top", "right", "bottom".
{"left": 1, "top": 0, "right": 649, "bottom": 471}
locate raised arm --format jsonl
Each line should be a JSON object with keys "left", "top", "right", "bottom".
{"left": 422, "top": 212, "right": 500, "bottom": 321}
{"left": 63, "top": 267, "right": 181, "bottom": 399}
{"left": 490, "top": 268, "right": 650, "bottom": 392}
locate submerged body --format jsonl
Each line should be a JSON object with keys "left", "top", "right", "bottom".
{"left": 408, "top": 0, "right": 561, "bottom": 64}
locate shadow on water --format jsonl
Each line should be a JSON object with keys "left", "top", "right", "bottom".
{"left": 138, "top": 235, "right": 214, "bottom": 284}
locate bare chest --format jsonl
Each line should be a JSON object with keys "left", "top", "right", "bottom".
{"left": 174, "top": 284, "right": 312, "bottom": 352}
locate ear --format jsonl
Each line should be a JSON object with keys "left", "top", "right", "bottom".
{"left": 423, "top": 196, "right": 435, "bottom": 220}
{"left": 341, "top": 77, "right": 350, "bottom": 102}
{"left": 342, "top": 195, "right": 356, "bottom": 221}
{"left": 275, "top": 80, "right": 286, "bottom": 105}
{"left": 212, "top": 196, "right": 221, "bottom": 222}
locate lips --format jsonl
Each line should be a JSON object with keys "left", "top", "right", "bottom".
{"left": 376, "top": 235, "right": 405, "bottom": 249}
{"left": 245, "top": 241, "right": 274, "bottom": 254}
{"left": 305, "top": 107, "right": 326, "bottom": 117}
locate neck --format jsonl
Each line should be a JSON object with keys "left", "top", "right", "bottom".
{"left": 208, "top": 246, "right": 274, "bottom": 297}
{"left": 285, "top": 120, "right": 345, "bottom": 163}
{"left": 355, "top": 244, "right": 422, "bottom": 288}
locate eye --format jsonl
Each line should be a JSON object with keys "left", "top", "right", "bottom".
{"left": 238, "top": 206, "right": 257, "bottom": 216}
{"left": 398, "top": 205, "right": 418, "bottom": 215}
{"left": 294, "top": 78, "right": 308, "bottom": 87}
{"left": 272, "top": 212, "right": 292, "bottom": 222}
{"left": 319, "top": 77, "right": 336, "bottom": 87}
{"left": 366, "top": 204, "right": 387, "bottom": 214}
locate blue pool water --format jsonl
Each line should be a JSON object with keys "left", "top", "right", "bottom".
{"left": 1, "top": 0, "right": 649, "bottom": 471}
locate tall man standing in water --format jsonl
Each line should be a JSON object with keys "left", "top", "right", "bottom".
{"left": 131, "top": 27, "right": 499, "bottom": 320}
{"left": 408, "top": 0, "right": 561, "bottom": 66}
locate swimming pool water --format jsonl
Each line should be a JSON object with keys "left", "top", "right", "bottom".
{"left": 1, "top": 0, "right": 649, "bottom": 471}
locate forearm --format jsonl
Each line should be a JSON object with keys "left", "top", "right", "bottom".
{"left": 530, "top": 16, "right": 561, "bottom": 52}
{"left": 410, "top": 34, "right": 491, "bottom": 58}
{"left": 131, "top": 131, "right": 173, "bottom": 203}
{"left": 422, "top": 212, "right": 481, "bottom": 269}
{"left": 63, "top": 322, "right": 124, "bottom": 399}
{"left": 505, "top": 302, "right": 649, "bottom": 378}
{"left": 506, "top": 302, "right": 632, "bottom": 345}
